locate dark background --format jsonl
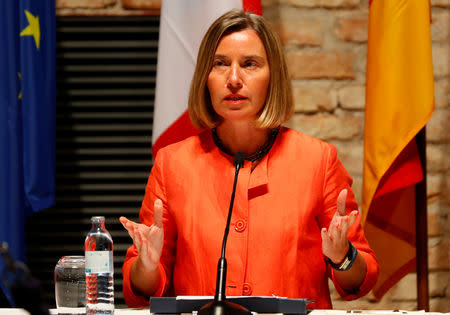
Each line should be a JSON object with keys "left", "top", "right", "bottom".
{"left": 25, "top": 16, "right": 160, "bottom": 308}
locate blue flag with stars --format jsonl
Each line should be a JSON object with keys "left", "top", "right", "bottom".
{"left": 0, "top": 0, "right": 55, "bottom": 303}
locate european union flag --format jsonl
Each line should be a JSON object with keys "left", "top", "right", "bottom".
{"left": 0, "top": 0, "right": 55, "bottom": 304}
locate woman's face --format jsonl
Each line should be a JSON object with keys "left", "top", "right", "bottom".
{"left": 207, "top": 29, "right": 270, "bottom": 124}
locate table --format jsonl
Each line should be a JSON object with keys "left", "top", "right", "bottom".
{"left": 0, "top": 309, "right": 148, "bottom": 315}
{"left": 0, "top": 309, "right": 446, "bottom": 315}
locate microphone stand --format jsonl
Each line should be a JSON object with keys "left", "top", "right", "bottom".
{"left": 198, "top": 152, "right": 251, "bottom": 315}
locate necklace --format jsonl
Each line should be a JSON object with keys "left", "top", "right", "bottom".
{"left": 212, "top": 126, "right": 280, "bottom": 162}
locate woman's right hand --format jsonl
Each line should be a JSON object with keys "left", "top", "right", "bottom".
{"left": 119, "top": 199, "right": 164, "bottom": 272}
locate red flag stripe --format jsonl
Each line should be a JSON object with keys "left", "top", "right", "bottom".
{"left": 243, "top": 0, "right": 262, "bottom": 14}
{"left": 152, "top": 111, "right": 201, "bottom": 158}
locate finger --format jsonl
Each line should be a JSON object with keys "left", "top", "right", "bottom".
{"left": 124, "top": 226, "right": 139, "bottom": 249}
{"left": 329, "top": 211, "right": 338, "bottom": 227}
{"left": 330, "top": 220, "right": 341, "bottom": 242}
{"left": 321, "top": 227, "right": 329, "bottom": 242}
{"left": 327, "top": 217, "right": 337, "bottom": 238}
{"left": 120, "top": 216, "right": 139, "bottom": 232}
{"left": 348, "top": 210, "right": 358, "bottom": 226}
{"left": 333, "top": 215, "right": 349, "bottom": 242}
{"left": 119, "top": 216, "right": 130, "bottom": 229}
{"left": 338, "top": 216, "right": 350, "bottom": 240}
{"left": 337, "top": 189, "right": 348, "bottom": 216}
{"left": 119, "top": 217, "right": 138, "bottom": 241}
{"left": 153, "top": 199, "right": 163, "bottom": 228}
{"left": 119, "top": 216, "right": 127, "bottom": 223}
{"left": 133, "top": 227, "right": 143, "bottom": 249}
{"left": 137, "top": 230, "right": 159, "bottom": 269}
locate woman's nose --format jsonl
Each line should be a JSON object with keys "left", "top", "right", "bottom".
{"left": 226, "top": 65, "right": 243, "bottom": 89}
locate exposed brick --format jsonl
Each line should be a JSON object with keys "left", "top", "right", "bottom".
{"left": 289, "top": 112, "right": 362, "bottom": 140}
{"left": 338, "top": 85, "right": 365, "bottom": 110}
{"left": 292, "top": 84, "right": 337, "bottom": 113}
{"left": 383, "top": 273, "right": 417, "bottom": 300}
{"left": 280, "top": 0, "right": 360, "bottom": 8}
{"left": 353, "top": 44, "right": 367, "bottom": 75}
{"left": 273, "top": 11, "right": 323, "bottom": 46}
{"left": 428, "top": 211, "right": 443, "bottom": 237}
{"left": 448, "top": 272, "right": 450, "bottom": 298}
{"left": 430, "top": 271, "right": 449, "bottom": 297}
{"left": 430, "top": 297, "right": 450, "bottom": 312}
{"left": 431, "top": 0, "right": 450, "bottom": 7}
{"left": 333, "top": 278, "right": 450, "bottom": 311}
{"left": 56, "top": 0, "right": 116, "bottom": 9}
{"left": 428, "top": 198, "right": 450, "bottom": 216}
{"left": 429, "top": 240, "right": 450, "bottom": 270}
{"left": 431, "top": 11, "right": 450, "bottom": 42}
{"left": 427, "top": 108, "right": 450, "bottom": 143}
{"left": 336, "top": 16, "right": 368, "bottom": 43}
{"left": 122, "top": 0, "right": 161, "bottom": 10}
{"left": 428, "top": 173, "right": 444, "bottom": 197}
{"left": 427, "top": 144, "right": 450, "bottom": 173}
{"left": 428, "top": 200, "right": 450, "bottom": 234}
{"left": 330, "top": 281, "right": 377, "bottom": 308}
{"left": 261, "top": 0, "right": 279, "bottom": 7}
{"left": 333, "top": 298, "right": 417, "bottom": 311}
{"left": 434, "top": 79, "right": 449, "bottom": 109}
{"left": 360, "top": 0, "right": 370, "bottom": 7}
{"left": 331, "top": 141, "right": 364, "bottom": 176}
{"left": 353, "top": 175, "right": 362, "bottom": 206}
{"left": 432, "top": 44, "right": 449, "bottom": 77}
{"left": 286, "top": 50, "right": 355, "bottom": 79}
{"left": 439, "top": 212, "right": 450, "bottom": 235}
{"left": 328, "top": 279, "right": 339, "bottom": 299}
{"left": 445, "top": 173, "right": 450, "bottom": 205}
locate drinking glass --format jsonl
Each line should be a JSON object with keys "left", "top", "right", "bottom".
{"left": 54, "top": 256, "right": 86, "bottom": 314}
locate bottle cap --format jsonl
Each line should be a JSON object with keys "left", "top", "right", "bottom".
{"left": 91, "top": 216, "right": 105, "bottom": 222}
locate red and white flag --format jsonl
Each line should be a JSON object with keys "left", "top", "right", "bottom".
{"left": 152, "top": 0, "right": 262, "bottom": 157}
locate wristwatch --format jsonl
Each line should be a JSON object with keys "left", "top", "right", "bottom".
{"left": 327, "top": 241, "right": 358, "bottom": 271}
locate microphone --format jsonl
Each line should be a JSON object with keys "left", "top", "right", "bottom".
{"left": 198, "top": 152, "right": 251, "bottom": 315}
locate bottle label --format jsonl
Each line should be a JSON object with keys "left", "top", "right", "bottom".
{"left": 85, "top": 251, "right": 113, "bottom": 274}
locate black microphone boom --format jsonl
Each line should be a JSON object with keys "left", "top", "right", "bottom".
{"left": 198, "top": 152, "right": 251, "bottom": 315}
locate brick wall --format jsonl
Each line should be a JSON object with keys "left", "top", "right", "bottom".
{"left": 56, "top": 0, "right": 450, "bottom": 312}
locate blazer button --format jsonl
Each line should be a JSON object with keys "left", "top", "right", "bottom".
{"left": 234, "top": 219, "right": 247, "bottom": 232}
{"left": 242, "top": 283, "right": 252, "bottom": 296}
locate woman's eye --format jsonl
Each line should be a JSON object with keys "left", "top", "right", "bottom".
{"left": 244, "top": 61, "right": 256, "bottom": 68}
{"left": 213, "top": 60, "right": 225, "bottom": 67}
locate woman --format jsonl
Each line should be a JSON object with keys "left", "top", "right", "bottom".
{"left": 120, "top": 9, "right": 379, "bottom": 309}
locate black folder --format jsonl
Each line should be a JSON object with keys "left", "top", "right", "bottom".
{"left": 150, "top": 296, "right": 311, "bottom": 314}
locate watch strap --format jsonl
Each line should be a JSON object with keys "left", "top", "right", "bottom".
{"left": 327, "top": 241, "right": 357, "bottom": 271}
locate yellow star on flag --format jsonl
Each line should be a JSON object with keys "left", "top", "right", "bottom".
{"left": 20, "top": 10, "right": 40, "bottom": 50}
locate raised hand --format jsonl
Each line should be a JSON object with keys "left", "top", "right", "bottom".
{"left": 120, "top": 199, "right": 164, "bottom": 272}
{"left": 321, "top": 189, "right": 358, "bottom": 264}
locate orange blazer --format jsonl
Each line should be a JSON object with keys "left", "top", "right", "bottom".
{"left": 122, "top": 127, "right": 379, "bottom": 309}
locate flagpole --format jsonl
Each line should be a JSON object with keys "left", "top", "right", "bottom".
{"left": 416, "top": 2, "right": 432, "bottom": 309}
{"left": 415, "top": 127, "right": 429, "bottom": 311}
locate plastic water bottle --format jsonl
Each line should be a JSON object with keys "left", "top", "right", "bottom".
{"left": 85, "top": 216, "right": 114, "bottom": 314}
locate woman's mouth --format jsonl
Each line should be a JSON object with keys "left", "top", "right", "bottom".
{"left": 225, "top": 94, "right": 247, "bottom": 103}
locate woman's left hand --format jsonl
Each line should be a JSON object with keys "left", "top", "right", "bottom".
{"left": 321, "top": 189, "right": 359, "bottom": 264}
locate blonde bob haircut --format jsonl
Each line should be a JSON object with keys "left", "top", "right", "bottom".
{"left": 188, "top": 9, "right": 293, "bottom": 129}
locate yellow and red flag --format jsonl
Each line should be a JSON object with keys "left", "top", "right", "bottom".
{"left": 362, "top": 0, "right": 435, "bottom": 299}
